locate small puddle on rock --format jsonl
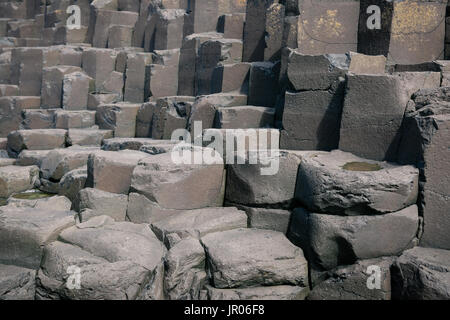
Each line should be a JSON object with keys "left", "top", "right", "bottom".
{"left": 0, "top": 198, "right": 7, "bottom": 206}
{"left": 12, "top": 190, "right": 54, "bottom": 200}
{"left": 342, "top": 162, "right": 382, "bottom": 172}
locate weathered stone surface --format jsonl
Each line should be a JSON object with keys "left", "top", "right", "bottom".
{"left": 81, "top": 48, "right": 117, "bottom": 92}
{"left": 178, "top": 32, "right": 223, "bottom": 96}
{"left": 215, "top": 106, "right": 275, "bottom": 129}
{"left": 135, "top": 102, "right": 158, "bottom": 137}
{"left": 67, "top": 128, "right": 114, "bottom": 147}
{"left": 41, "top": 66, "right": 83, "bottom": 109}
{"left": 280, "top": 87, "right": 345, "bottom": 151}
{"left": 196, "top": 39, "right": 243, "bottom": 95}
{"left": 151, "top": 96, "right": 193, "bottom": 139}
{"left": 392, "top": 247, "right": 450, "bottom": 300}
{"left": 0, "top": 165, "right": 39, "bottom": 198}
{"left": 87, "top": 150, "right": 148, "bottom": 194}
{"left": 59, "top": 167, "right": 87, "bottom": 204}
{"left": 211, "top": 63, "right": 250, "bottom": 94}
{"left": 89, "top": 10, "right": 138, "bottom": 49}
{"left": 7, "top": 194, "right": 71, "bottom": 212}
{"left": 54, "top": 110, "right": 96, "bottom": 129}
{"left": 21, "top": 109, "right": 56, "bottom": 130}
{"left": 87, "top": 92, "right": 121, "bottom": 110}
{"left": 295, "top": 150, "right": 419, "bottom": 215}
{"left": 101, "top": 137, "right": 176, "bottom": 153}
{"left": 78, "top": 188, "right": 128, "bottom": 221}
{"left": 242, "top": 0, "right": 277, "bottom": 62}
{"left": 16, "top": 150, "right": 52, "bottom": 167}
{"left": 308, "top": 257, "right": 394, "bottom": 300}
{"left": 358, "top": 0, "right": 446, "bottom": 65}
{"left": 284, "top": 50, "right": 349, "bottom": 91}
{"left": 123, "top": 52, "right": 154, "bottom": 103}
{"left": 264, "top": 3, "right": 285, "bottom": 61}
{"left": 40, "top": 147, "right": 99, "bottom": 181}
{"left": 96, "top": 103, "right": 140, "bottom": 138}
{"left": 10, "top": 48, "right": 44, "bottom": 96}
{"left": 59, "top": 216, "right": 165, "bottom": 270}
{"left": 397, "top": 88, "right": 450, "bottom": 249}
{"left": 202, "top": 128, "right": 280, "bottom": 162}
{"left": 218, "top": 13, "right": 245, "bottom": 40}
{"left": 0, "top": 157, "right": 15, "bottom": 167}
{"left": 296, "top": 0, "right": 359, "bottom": 55}
{"left": 7, "top": 129, "right": 67, "bottom": 157}
{"left": 151, "top": 207, "right": 247, "bottom": 244}
{"left": 0, "top": 96, "right": 41, "bottom": 137}
{"left": 131, "top": 151, "right": 225, "bottom": 209}
{"left": 62, "top": 71, "right": 91, "bottom": 110}
{"left": 202, "top": 228, "right": 308, "bottom": 288}
{"left": 248, "top": 62, "right": 278, "bottom": 107}
{"left": 226, "top": 150, "right": 303, "bottom": 206}
{"left": 245, "top": 207, "right": 291, "bottom": 234}
{"left": 126, "top": 192, "right": 181, "bottom": 224}
{"left": 348, "top": 52, "right": 386, "bottom": 75}
{"left": 164, "top": 238, "right": 207, "bottom": 300}
{"left": 339, "top": 74, "right": 407, "bottom": 161}
{"left": 0, "top": 206, "right": 75, "bottom": 269}
{"left": 0, "top": 84, "right": 19, "bottom": 97}
{"left": 188, "top": 93, "right": 248, "bottom": 132}
{"left": 0, "top": 264, "right": 36, "bottom": 300}
{"left": 37, "top": 216, "right": 165, "bottom": 300}
{"left": 288, "top": 206, "right": 419, "bottom": 271}
{"left": 148, "top": 49, "right": 180, "bottom": 98}
{"left": 206, "top": 285, "right": 309, "bottom": 300}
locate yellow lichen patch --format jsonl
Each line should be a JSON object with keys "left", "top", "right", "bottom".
{"left": 342, "top": 162, "right": 382, "bottom": 172}
{"left": 391, "top": 0, "right": 443, "bottom": 36}
{"left": 312, "top": 9, "right": 344, "bottom": 38}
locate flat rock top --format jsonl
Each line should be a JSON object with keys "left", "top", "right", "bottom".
{"left": 59, "top": 216, "right": 165, "bottom": 271}
{"left": 303, "top": 150, "right": 415, "bottom": 173}
{"left": 93, "top": 150, "right": 149, "bottom": 163}
{"left": 399, "top": 247, "right": 450, "bottom": 271}
{"left": 0, "top": 206, "right": 75, "bottom": 234}
{"left": 151, "top": 207, "right": 247, "bottom": 238}
{"left": 202, "top": 228, "right": 307, "bottom": 267}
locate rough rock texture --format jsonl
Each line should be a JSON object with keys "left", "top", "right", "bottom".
{"left": 131, "top": 151, "right": 225, "bottom": 210}
{"left": 87, "top": 150, "right": 149, "bottom": 194}
{"left": 295, "top": 150, "right": 419, "bottom": 215}
{"left": 164, "top": 238, "right": 207, "bottom": 300}
{"left": 206, "top": 285, "right": 309, "bottom": 300}
{"left": 202, "top": 228, "right": 308, "bottom": 289}
{"left": 0, "top": 264, "right": 36, "bottom": 300}
{"left": 0, "top": 165, "right": 39, "bottom": 198}
{"left": 308, "top": 257, "right": 394, "bottom": 300}
{"left": 288, "top": 206, "right": 419, "bottom": 271}
{"left": 397, "top": 88, "right": 450, "bottom": 250}
{"left": 392, "top": 247, "right": 450, "bottom": 300}
{"left": 226, "top": 150, "right": 303, "bottom": 206}
{"left": 78, "top": 188, "right": 128, "bottom": 221}
{"left": 36, "top": 216, "right": 165, "bottom": 300}
{"left": 151, "top": 207, "right": 247, "bottom": 245}
{"left": 0, "top": 0, "right": 448, "bottom": 302}
{"left": 0, "top": 206, "right": 75, "bottom": 269}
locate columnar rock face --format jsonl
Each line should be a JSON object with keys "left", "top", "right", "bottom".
{"left": 296, "top": 0, "right": 360, "bottom": 55}
{"left": 397, "top": 88, "right": 450, "bottom": 250}
{"left": 392, "top": 247, "right": 450, "bottom": 300}
{"left": 280, "top": 50, "right": 348, "bottom": 150}
{"left": 295, "top": 150, "right": 419, "bottom": 215}
{"left": 0, "top": 0, "right": 449, "bottom": 301}
{"left": 358, "top": 0, "right": 446, "bottom": 65}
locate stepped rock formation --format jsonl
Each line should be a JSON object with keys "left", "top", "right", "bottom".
{"left": 0, "top": 0, "right": 449, "bottom": 301}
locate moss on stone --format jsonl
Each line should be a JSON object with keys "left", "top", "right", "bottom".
{"left": 342, "top": 162, "right": 382, "bottom": 172}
